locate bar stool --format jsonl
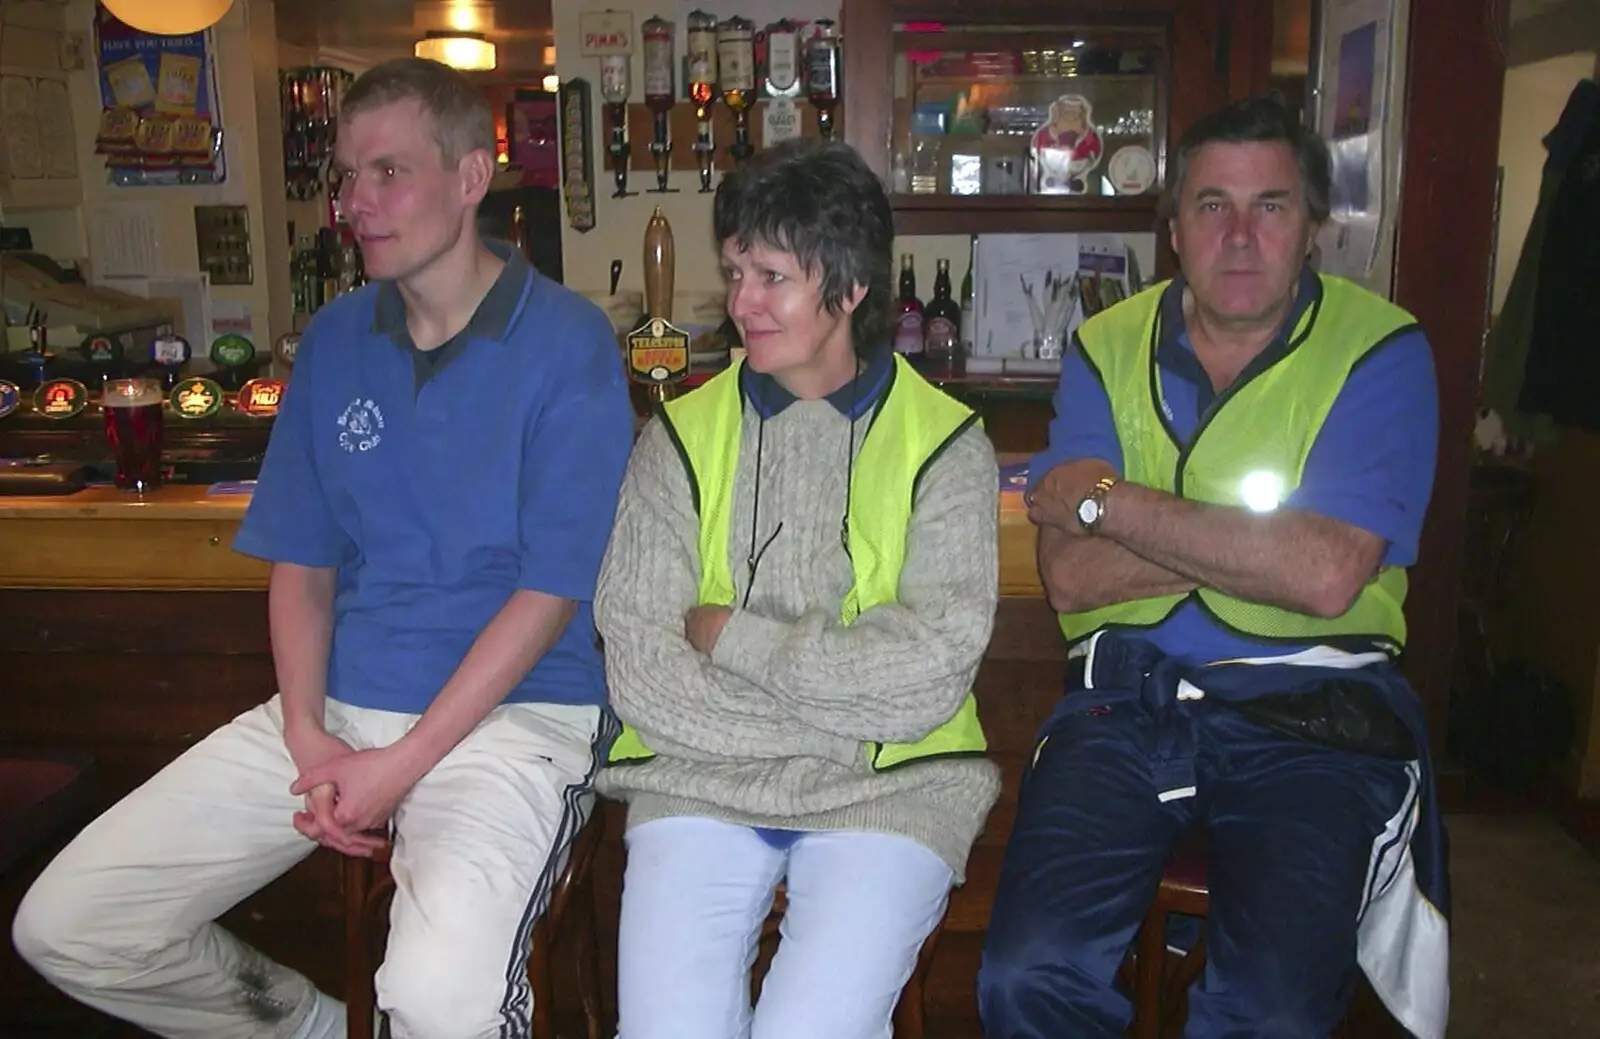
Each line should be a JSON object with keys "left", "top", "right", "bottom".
{"left": 343, "top": 811, "right": 606, "bottom": 1039}
{"left": 1131, "top": 830, "right": 1209, "bottom": 1039}
{"left": 756, "top": 882, "right": 947, "bottom": 1039}
{"left": 1130, "top": 831, "right": 1356, "bottom": 1039}
{"left": 0, "top": 749, "right": 97, "bottom": 880}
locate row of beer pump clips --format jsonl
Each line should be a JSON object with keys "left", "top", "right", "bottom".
{"left": 600, "top": 14, "right": 842, "bottom": 197}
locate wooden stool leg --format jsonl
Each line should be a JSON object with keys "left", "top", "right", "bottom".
{"left": 528, "top": 915, "right": 556, "bottom": 1039}
{"left": 1132, "top": 901, "right": 1166, "bottom": 1039}
{"left": 575, "top": 866, "right": 605, "bottom": 1039}
{"left": 344, "top": 853, "right": 378, "bottom": 1039}
{"left": 1160, "top": 935, "right": 1207, "bottom": 1039}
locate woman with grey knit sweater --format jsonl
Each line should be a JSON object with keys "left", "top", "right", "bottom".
{"left": 594, "top": 139, "right": 1001, "bottom": 1039}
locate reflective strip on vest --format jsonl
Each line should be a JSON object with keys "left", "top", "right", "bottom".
{"left": 608, "top": 356, "right": 989, "bottom": 769}
{"left": 1059, "top": 274, "right": 1417, "bottom": 652}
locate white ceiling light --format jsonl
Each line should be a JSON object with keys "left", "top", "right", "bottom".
{"left": 444, "top": 1, "right": 489, "bottom": 33}
{"left": 415, "top": 32, "right": 496, "bottom": 71}
{"left": 102, "top": 0, "right": 234, "bottom": 35}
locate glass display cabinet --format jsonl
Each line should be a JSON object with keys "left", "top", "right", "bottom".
{"left": 843, "top": 0, "right": 1273, "bottom": 239}
{"left": 889, "top": 24, "right": 1166, "bottom": 203}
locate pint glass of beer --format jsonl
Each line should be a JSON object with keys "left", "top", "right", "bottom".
{"left": 102, "top": 378, "right": 165, "bottom": 491}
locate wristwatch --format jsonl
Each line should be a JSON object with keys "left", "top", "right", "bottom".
{"left": 1076, "top": 476, "right": 1119, "bottom": 534}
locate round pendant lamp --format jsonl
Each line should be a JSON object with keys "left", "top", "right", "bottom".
{"left": 415, "top": 32, "right": 497, "bottom": 72}
{"left": 102, "top": 0, "right": 234, "bottom": 35}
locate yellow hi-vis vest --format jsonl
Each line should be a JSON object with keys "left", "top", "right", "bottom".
{"left": 608, "top": 355, "right": 988, "bottom": 770}
{"left": 1058, "top": 273, "right": 1420, "bottom": 651}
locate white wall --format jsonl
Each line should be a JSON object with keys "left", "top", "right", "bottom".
{"left": 1492, "top": 51, "right": 1597, "bottom": 315}
{"left": 9, "top": 0, "right": 290, "bottom": 353}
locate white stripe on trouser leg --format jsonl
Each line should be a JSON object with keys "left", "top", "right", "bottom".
{"left": 493, "top": 708, "right": 613, "bottom": 1038}
{"left": 375, "top": 701, "right": 601, "bottom": 1039}
{"left": 614, "top": 817, "right": 953, "bottom": 1039}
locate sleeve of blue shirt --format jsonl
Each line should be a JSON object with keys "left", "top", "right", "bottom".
{"left": 1026, "top": 333, "right": 1124, "bottom": 494}
{"left": 232, "top": 328, "right": 350, "bottom": 567}
{"left": 516, "top": 303, "right": 634, "bottom": 601}
{"left": 1285, "top": 330, "right": 1439, "bottom": 567}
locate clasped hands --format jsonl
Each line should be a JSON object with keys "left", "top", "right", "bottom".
{"left": 285, "top": 725, "right": 426, "bottom": 858}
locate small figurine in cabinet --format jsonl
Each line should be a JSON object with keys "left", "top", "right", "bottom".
{"left": 1030, "top": 93, "right": 1103, "bottom": 195}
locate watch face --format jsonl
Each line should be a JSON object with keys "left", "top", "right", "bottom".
{"left": 1077, "top": 496, "right": 1100, "bottom": 527}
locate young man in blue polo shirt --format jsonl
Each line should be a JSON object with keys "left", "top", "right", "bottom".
{"left": 14, "top": 58, "right": 633, "bottom": 1039}
{"left": 978, "top": 97, "right": 1450, "bottom": 1038}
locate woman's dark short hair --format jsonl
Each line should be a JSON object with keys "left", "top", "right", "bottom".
{"left": 1159, "top": 94, "right": 1332, "bottom": 224}
{"left": 713, "top": 138, "right": 894, "bottom": 355}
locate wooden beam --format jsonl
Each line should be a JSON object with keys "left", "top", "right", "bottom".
{"left": 1392, "top": 0, "right": 1507, "bottom": 754}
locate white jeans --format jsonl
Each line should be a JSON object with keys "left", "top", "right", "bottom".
{"left": 12, "top": 694, "right": 602, "bottom": 1039}
{"left": 616, "top": 816, "right": 954, "bottom": 1039}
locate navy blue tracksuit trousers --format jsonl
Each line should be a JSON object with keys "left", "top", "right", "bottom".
{"left": 977, "top": 647, "right": 1413, "bottom": 1038}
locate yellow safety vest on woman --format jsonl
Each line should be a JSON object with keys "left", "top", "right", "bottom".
{"left": 608, "top": 355, "right": 988, "bottom": 770}
{"left": 1059, "top": 273, "right": 1420, "bottom": 650}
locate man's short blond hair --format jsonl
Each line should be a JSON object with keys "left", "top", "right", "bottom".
{"left": 340, "top": 57, "right": 495, "bottom": 168}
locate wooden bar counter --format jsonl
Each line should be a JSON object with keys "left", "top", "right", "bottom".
{"left": 0, "top": 479, "right": 1043, "bottom": 596}
{"left": 0, "top": 476, "right": 1061, "bottom": 1033}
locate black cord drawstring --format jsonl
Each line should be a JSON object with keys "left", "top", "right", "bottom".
{"left": 743, "top": 414, "right": 782, "bottom": 610}
{"left": 841, "top": 364, "right": 860, "bottom": 559}
{"left": 744, "top": 361, "right": 863, "bottom": 608}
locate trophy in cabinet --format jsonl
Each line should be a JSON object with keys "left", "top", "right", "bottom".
{"left": 718, "top": 16, "right": 757, "bottom": 166}
{"left": 626, "top": 208, "right": 690, "bottom": 404}
{"left": 686, "top": 9, "right": 719, "bottom": 193}
{"left": 805, "top": 19, "right": 842, "bottom": 141}
{"left": 599, "top": 54, "right": 636, "bottom": 198}
{"left": 641, "top": 16, "right": 677, "bottom": 194}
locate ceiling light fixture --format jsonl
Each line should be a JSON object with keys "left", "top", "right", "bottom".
{"left": 415, "top": 31, "right": 497, "bottom": 72}
{"left": 102, "top": 0, "right": 234, "bottom": 35}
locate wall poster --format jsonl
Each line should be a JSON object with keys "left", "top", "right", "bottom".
{"left": 1312, "top": 0, "right": 1400, "bottom": 278}
{"left": 93, "top": 3, "right": 226, "bottom": 186}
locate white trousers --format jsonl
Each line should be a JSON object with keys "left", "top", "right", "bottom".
{"left": 12, "top": 694, "right": 602, "bottom": 1039}
{"left": 616, "top": 816, "right": 954, "bottom": 1039}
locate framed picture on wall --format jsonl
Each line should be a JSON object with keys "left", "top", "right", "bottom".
{"left": 507, "top": 90, "right": 560, "bottom": 190}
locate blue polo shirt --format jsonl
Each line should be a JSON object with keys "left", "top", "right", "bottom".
{"left": 234, "top": 244, "right": 634, "bottom": 713}
{"left": 1029, "top": 268, "right": 1438, "bottom": 664}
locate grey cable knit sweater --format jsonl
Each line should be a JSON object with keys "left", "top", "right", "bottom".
{"left": 593, "top": 387, "right": 1001, "bottom": 881}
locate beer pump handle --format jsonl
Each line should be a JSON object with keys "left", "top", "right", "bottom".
{"left": 643, "top": 208, "right": 675, "bottom": 322}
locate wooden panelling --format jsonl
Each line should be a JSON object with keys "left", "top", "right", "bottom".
{"left": 0, "top": 517, "right": 267, "bottom": 589}
{"left": 0, "top": 489, "right": 265, "bottom": 590}
{"left": 1392, "top": 0, "right": 1507, "bottom": 755}
{"left": 0, "top": 589, "right": 270, "bottom": 655}
{"left": 0, "top": 589, "right": 1065, "bottom": 1034}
